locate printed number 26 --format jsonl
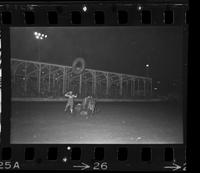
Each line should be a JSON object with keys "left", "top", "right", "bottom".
{"left": 93, "top": 162, "right": 108, "bottom": 170}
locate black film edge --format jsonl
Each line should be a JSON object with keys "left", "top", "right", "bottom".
{"left": 0, "top": 0, "right": 188, "bottom": 171}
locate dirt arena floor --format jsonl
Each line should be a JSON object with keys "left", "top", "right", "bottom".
{"left": 11, "top": 101, "right": 183, "bottom": 144}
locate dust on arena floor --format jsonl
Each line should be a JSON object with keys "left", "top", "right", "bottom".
{"left": 10, "top": 101, "right": 183, "bottom": 144}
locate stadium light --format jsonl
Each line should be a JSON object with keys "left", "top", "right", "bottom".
{"left": 34, "top": 32, "right": 47, "bottom": 40}
{"left": 33, "top": 32, "right": 48, "bottom": 61}
{"left": 145, "top": 63, "right": 150, "bottom": 77}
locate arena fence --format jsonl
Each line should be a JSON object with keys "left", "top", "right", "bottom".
{"left": 11, "top": 58, "right": 153, "bottom": 100}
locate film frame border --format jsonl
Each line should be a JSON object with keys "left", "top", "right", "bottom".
{"left": 0, "top": 0, "right": 188, "bottom": 171}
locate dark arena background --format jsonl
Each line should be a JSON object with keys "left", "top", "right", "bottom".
{"left": 10, "top": 27, "right": 183, "bottom": 144}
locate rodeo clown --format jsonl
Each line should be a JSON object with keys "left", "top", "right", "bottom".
{"left": 64, "top": 91, "right": 77, "bottom": 114}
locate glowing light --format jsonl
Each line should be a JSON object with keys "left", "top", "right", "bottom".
{"left": 62, "top": 157, "right": 67, "bottom": 162}
{"left": 83, "top": 5, "right": 87, "bottom": 12}
{"left": 137, "top": 5, "right": 142, "bottom": 11}
{"left": 145, "top": 64, "right": 149, "bottom": 68}
{"left": 67, "top": 146, "right": 71, "bottom": 150}
{"left": 34, "top": 32, "right": 47, "bottom": 40}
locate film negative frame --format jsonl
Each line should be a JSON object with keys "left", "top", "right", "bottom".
{"left": 0, "top": 0, "right": 188, "bottom": 171}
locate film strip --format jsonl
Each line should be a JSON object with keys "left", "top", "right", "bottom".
{"left": 0, "top": 2, "right": 189, "bottom": 25}
{"left": 0, "top": 0, "right": 188, "bottom": 171}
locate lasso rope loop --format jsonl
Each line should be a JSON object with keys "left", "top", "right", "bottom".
{"left": 72, "top": 57, "right": 85, "bottom": 75}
